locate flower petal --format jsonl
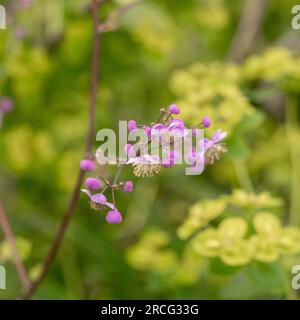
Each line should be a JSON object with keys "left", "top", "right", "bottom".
{"left": 90, "top": 193, "right": 107, "bottom": 204}
{"left": 218, "top": 217, "right": 248, "bottom": 240}
{"left": 220, "top": 240, "right": 252, "bottom": 266}
{"left": 105, "top": 202, "right": 116, "bottom": 210}
{"left": 253, "top": 212, "right": 281, "bottom": 236}
{"left": 81, "top": 188, "right": 92, "bottom": 200}
{"left": 278, "top": 227, "right": 300, "bottom": 255}
{"left": 191, "top": 229, "right": 221, "bottom": 257}
{"left": 212, "top": 129, "right": 227, "bottom": 143}
{"left": 250, "top": 235, "right": 279, "bottom": 263}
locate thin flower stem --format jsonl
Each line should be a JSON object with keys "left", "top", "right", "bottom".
{"left": 97, "top": 176, "right": 110, "bottom": 186}
{"left": 0, "top": 202, "right": 30, "bottom": 291}
{"left": 111, "top": 188, "right": 116, "bottom": 210}
{"left": 157, "top": 110, "right": 167, "bottom": 123}
{"left": 20, "top": 0, "right": 102, "bottom": 300}
{"left": 98, "top": 0, "right": 143, "bottom": 33}
{"left": 113, "top": 165, "right": 123, "bottom": 185}
{"left": 101, "top": 186, "right": 109, "bottom": 194}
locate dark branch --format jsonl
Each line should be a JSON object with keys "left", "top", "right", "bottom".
{"left": 0, "top": 202, "right": 30, "bottom": 291}
{"left": 20, "top": 0, "right": 102, "bottom": 300}
{"left": 227, "top": 0, "right": 269, "bottom": 62}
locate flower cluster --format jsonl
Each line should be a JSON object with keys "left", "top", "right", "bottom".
{"left": 178, "top": 189, "right": 300, "bottom": 266}
{"left": 124, "top": 105, "right": 227, "bottom": 177}
{"left": 170, "top": 62, "right": 254, "bottom": 135}
{"left": 80, "top": 104, "right": 227, "bottom": 224}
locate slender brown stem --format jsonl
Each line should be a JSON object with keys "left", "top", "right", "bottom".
{"left": 227, "top": 0, "right": 269, "bottom": 62}
{"left": 98, "top": 0, "right": 143, "bottom": 33}
{"left": 20, "top": 0, "right": 102, "bottom": 300}
{"left": 0, "top": 202, "right": 30, "bottom": 291}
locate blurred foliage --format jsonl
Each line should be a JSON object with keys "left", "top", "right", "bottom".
{"left": 1, "top": 0, "right": 300, "bottom": 299}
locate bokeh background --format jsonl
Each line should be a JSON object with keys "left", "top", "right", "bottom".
{"left": 1, "top": 0, "right": 300, "bottom": 299}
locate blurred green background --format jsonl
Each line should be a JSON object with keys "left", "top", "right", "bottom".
{"left": 1, "top": 0, "right": 300, "bottom": 299}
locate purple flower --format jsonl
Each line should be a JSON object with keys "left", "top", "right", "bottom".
{"left": 151, "top": 123, "right": 167, "bottom": 134}
{"left": 128, "top": 120, "right": 137, "bottom": 132}
{"left": 128, "top": 154, "right": 160, "bottom": 165}
{"left": 169, "top": 104, "right": 180, "bottom": 115}
{"left": 124, "top": 143, "right": 135, "bottom": 158}
{"left": 128, "top": 154, "right": 161, "bottom": 177}
{"left": 82, "top": 189, "right": 123, "bottom": 224}
{"left": 81, "top": 189, "right": 115, "bottom": 210}
{"left": 151, "top": 124, "right": 169, "bottom": 144}
{"left": 203, "top": 129, "right": 228, "bottom": 165}
{"left": 144, "top": 126, "right": 151, "bottom": 137}
{"left": 0, "top": 97, "right": 13, "bottom": 113}
{"left": 85, "top": 177, "right": 101, "bottom": 190}
{"left": 106, "top": 210, "right": 123, "bottom": 224}
{"left": 212, "top": 129, "right": 227, "bottom": 142}
{"left": 204, "top": 129, "right": 227, "bottom": 150}
{"left": 80, "top": 159, "right": 95, "bottom": 171}
{"left": 168, "top": 119, "right": 184, "bottom": 130}
{"left": 202, "top": 116, "right": 211, "bottom": 128}
{"left": 124, "top": 181, "right": 134, "bottom": 193}
{"left": 168, "top": 118, "right": 186, "bottom": 137}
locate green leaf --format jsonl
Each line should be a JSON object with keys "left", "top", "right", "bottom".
{"left": 235, "top": 111, "right": 265, "bottom": 133}
{"left": 220, "top": 262, "right": 287, "bottom": 299}
{"left": 226, "top": 136, "right": 250, "bottom": 159}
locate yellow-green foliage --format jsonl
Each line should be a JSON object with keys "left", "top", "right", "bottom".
{"left": 0, "top": 237, "right": 32, "bottom": 263}
{"left": 170, "top": 62, "right": 253, "bottom": 135}
{"left": 122, "top": 2, "right": 175, "bottom": 54}
{"left": 178, "top": 189, "right": 283, "bottom": 241}
{"left": 242, "top": 47, "right": 300, "bottom": 82}
{"left": 179, "top": 191, "right": 300, "bottom": 267}
{"left": 126, "top": 229, "right": 178, "bottom": 273}
{"left": 177, "top": 197, "right": 227, "bottom": 240}
{"left": 126, "top": 229, "right": 206, "bottom": 286}
{"left": 170, "top": 47, "right": 300, "bottom": 136}
{"left": 251, "top": 213, "right": 300, "bottom": 262}
{"left": 1, "top": 0, "right": 300, "bottom": 300}
{"left": 191, "top": 217, "right": 252, "bottom": 266}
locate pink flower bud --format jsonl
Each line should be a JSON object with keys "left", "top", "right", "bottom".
{"left": 169, "top": 104, "right": 180, "bottom": 115}
{"left": 106, "top": 210, "right": 123, "bottom": 224}
{"left": 85, "top": 178, "right": 101, "bottom": 190}
{"left": 0, "top": 97, "right": 13, "bottom": 113}
{"left": 202, "top": 116, "right": 211, "bottom": 128}
{"left": 128, "top": 120, "right": 137, "bottom": 131}
{"left": 80, "top": 159, "right": 94, "bottom": 171}
{"left": 124, "top": 181, "right": 134, "bottom": 193}
{"left": 144, "top": 126, "right": 151, "bottom": 137}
